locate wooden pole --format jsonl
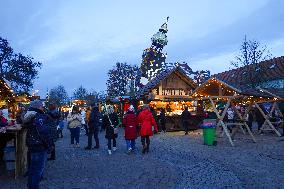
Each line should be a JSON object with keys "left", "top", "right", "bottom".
{"left": 209, "top": 97, "right": 234, "bottom": 146}
{"left": 231, "top": 103, "right": 256, "bottom": 143}
{"left": 254, "top": 102, "right": 281, "bottom": 137}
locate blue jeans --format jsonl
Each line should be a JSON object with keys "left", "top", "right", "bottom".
{"left": 70, "top": 127, "right": 80, "bottom": 144}
{"left": 28, "top": 151, "right": 47, "bottom": 189}
{"left": 126, "top": 140, "right": 135, "bottom": 150}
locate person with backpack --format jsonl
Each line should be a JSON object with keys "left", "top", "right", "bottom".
{"left": 122, "top": 105, "right": 138, "bottom": 154}
{"left": 23, "top": 100, "right": 52, "bottom": 189}
{"left": 85, "top": 104, "right": 102, "bottom": 150}
{"left": 67, "top": 106, "right": 82, "bottom": 148}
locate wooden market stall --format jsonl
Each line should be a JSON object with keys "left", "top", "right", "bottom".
{"left": 192, "top": 77, "right": 259, "bottom": 146}
{"left": 0, "top": 79, "right": 27, "bottom": 178}
{"left": 242, "top": 87, "right": 284, "bottom": 137}
{"left": 137, "top": 65, "right": 203, "bottom": 131}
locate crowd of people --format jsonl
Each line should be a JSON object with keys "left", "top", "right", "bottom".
{"left": 58, "top": 103, "right": 161, "bottom": 156}
{"left": 16, "top": 101, "right": 159, "bottom": 189}
{"left": 0, "top": 99, "right": 283, "bottom": 189}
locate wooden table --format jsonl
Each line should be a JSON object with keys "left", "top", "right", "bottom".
{"left": 6, "top": 125, "right": 27, "bottom": 179}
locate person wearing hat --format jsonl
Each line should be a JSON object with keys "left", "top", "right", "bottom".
{"left": 23, "top": 100, "right": 52, "bottom": 189}
{"left": 85, "top": 104, "right": 102, "bottom": 150}
{"left": 138, "top": 104, "right": 158, "bottom": 154}
{"left": 122, "top": 105, "right": 138, "bottom": 154}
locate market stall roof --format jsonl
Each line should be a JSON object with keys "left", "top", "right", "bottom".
{"left": 212, "top": 56, "right": 284, "bottom": 90}
{"left": 193, "top": 56, "right": 284, "bottom": 100}
{"left": 192, "top": 77, "right": 242, "bottom": 98}
{"left": 255, "top": 88, "right": 284, "bottom": 99}
{"left": 192, "top": 77, "right": 280, "bottom": 104}
{"left": 137, "top": 65, "right": 197, "bottom": 98}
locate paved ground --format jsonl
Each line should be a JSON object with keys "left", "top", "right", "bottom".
{"left": 1, "top": 123, "right": 284, "bottom": 189}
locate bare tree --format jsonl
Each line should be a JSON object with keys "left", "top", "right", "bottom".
{"left": 231, "top": 36, "right": 272, "bottom": 88}
{"left": 73, "top": 85, "right": 88, "bottom": 100}
{"left": 48, "top": 85, "right": 69, "bottom": 108}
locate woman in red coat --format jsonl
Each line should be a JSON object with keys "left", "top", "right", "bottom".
{"left": 122, "top": 105, "right": 138, "bottom": 154}
{"left": 138, "top": 104, "right": 158, "bottom": 154}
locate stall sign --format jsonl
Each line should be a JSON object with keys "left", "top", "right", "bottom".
{"left": 152, "top": 88, "right": 192, "bottom": 96}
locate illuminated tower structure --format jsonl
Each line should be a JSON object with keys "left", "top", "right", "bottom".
{"left": 138, "top": 17, "right": 211, "bottom": 89}
{"left": 140, "top": 17, "right": 169, "bottom": 82}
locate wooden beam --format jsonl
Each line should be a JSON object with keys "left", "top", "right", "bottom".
{"left": 218, "top": 85, "right": 222, "bottom": 96}
{"left": 254, "top": 102, "right": 281, "bottom": 137}
{"left": 231, "top": 103, "right": 256, "bottom": 143}
{"left": 209, "top": 97, "right": 235, "bottom": 146}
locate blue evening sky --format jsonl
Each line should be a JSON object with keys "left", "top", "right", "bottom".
{"left": 1, "top": 0, "right": 284, "bottom": 97}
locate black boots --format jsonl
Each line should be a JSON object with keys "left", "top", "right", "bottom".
{"left": 85, "top": 146, "right": 92, "bottom": 150}
{"left": 142, "top": 144, "right": 150, "bottom": 154}
{"left": 142, "top": 145, "right": 147, "bottom": 154}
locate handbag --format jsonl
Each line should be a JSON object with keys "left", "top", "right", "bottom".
{"left": 106, "top": 113, "right": 118, "bottom": 134}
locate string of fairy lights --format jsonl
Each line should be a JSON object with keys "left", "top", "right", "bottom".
{"left": 191, "top": 77, "right": 280, "bottom": 105}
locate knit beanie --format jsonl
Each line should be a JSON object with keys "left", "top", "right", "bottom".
{"left": 30, "top": 100, "right": 43, "bottom": 109}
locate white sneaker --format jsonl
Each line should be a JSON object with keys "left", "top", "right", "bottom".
{"left": 113, "top": 147, "right": 117, "bottom": 151}
{"left": 108, "top": 150, "right": 112, "bottom": 155}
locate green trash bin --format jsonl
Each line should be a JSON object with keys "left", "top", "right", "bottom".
{"left": 203, "top": 127, "right": 216, "bottom": 145}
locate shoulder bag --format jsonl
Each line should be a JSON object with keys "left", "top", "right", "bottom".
{"left": 106, "top": 113, "right": 118, "bottom": 134}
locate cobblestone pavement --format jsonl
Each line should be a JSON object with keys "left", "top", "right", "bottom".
{"left": 1, "top": 124, "right": 284, "bottom": 189}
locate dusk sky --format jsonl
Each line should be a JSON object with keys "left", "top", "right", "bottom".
{"left": 1, "top": 0, "right": 284, "bottom": 97}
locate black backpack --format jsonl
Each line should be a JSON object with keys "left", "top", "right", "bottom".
{"left": 26, "top": 113, "right": 52, "bottom": 152}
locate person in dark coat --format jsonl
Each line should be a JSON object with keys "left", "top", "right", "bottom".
{"left": 181, "top": 106, "right": 191, "bottom": 135}
{"left": 159, "top": 108, "right": 166, "bottom": 133}
{"left": 103, "top": 105, "right": 119, "bottom": 155}
{"left": 85, "top": 105, "right": 102, "bottom": 150}
{"left": 46, "top": 104, "right": 60, "bottom": 160}
{"left": 122, "top": 105, "right": 138, "bottom": 154}
{"left": 23, "top": 100, "right": 52, "bottom": 189}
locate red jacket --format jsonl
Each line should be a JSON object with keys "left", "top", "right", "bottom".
{"left": 138, "top": 109, "right": 157, "bottom": 137}
{"left": 123, "top": 111, "right": 138, "bottom": 140}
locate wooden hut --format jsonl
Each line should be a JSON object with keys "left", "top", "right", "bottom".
{"left": 192, "top": 56, "right": 284, "bottom": 146}
{"left": 137, "top": 65, "right": 202, "bottom": 131}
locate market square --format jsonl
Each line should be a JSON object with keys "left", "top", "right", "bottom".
{"left": 0, "top": 1, "right": 284, "bottom": 189}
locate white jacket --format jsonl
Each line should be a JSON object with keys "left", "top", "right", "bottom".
{"left": 67, "top": 113, "right": 82, "bottom": 128}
